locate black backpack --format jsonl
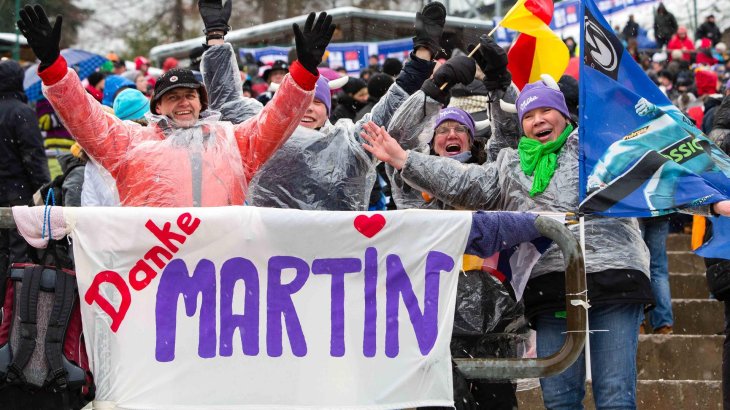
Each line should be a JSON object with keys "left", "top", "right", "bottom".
{"left": 0, "top": 241, "right": 95, "bottom": 409}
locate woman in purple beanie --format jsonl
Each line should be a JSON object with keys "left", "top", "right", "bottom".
{"left": 361, "top": 75, "right": 654, "bottom": 409}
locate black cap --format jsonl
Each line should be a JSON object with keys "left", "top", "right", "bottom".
{"left": 263, "top": 60, "right": 289, "bottom": 82}
{"left": 150, "top": 68, "right": 208, "bottom": 115}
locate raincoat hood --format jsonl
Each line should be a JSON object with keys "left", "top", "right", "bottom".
{"left": 0, "top": 60, "right": 26, "bottom": 96}
{"left": 102, "top": 75, "right": 135, "bottom": 107}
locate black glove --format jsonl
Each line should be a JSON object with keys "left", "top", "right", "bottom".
{"left": 413, "top": 1, "right": 446, "bottom": 57}
{"left": 198, "top": 0, "right": 232, "bottom": 35}
{"left": 17, "top": 5, "right": 62, "bottom": 70}
{"left": 468, "top": 35, "right": 511, "bottom": 91}
{"left": 421, "top": 55, "right": 475, "bottom": 104}
{"left": 293, "top": 12, "right": 335, "bottom": 76}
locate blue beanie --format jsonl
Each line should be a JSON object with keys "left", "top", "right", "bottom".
{"left": 113, "top": 88, "right": 150, "bottom": 121}
{"left": 102, "top": 75, "right": 136, "bottom": 107}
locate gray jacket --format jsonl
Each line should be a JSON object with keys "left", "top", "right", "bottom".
{"left": 201, "top": 43, "right": 409, "bottom": 210}
{"left": 400, "top": 128, "right": 651, "bottom": 278}
{"left": 385, "top": 84, "right": 521, "bottom": 211}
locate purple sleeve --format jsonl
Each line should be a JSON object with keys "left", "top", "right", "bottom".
{"left": 464, "top": 211, "right": 542, "bottom": 257}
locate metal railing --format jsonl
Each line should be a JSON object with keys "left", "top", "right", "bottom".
{"left": 454, "top": 215, "right": 587, "bottom": 380}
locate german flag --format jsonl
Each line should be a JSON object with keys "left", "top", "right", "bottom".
{"left": 501, "top": 0, "right": 569, "bottom": 90}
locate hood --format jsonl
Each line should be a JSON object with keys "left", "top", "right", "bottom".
{"left": 704, "top": 95, "right": 723, "bottom": 112}
{"left": 713, "top": 96, "right": 730, "bottom": 130}
{"left": 57, "top": 152, "right": 85, "bottom": 174}
{"left": 102, "top": 75, "right": 136, "bottom": 107}
{"left": 0, "top": 60, "right": 25, "bottom": 94}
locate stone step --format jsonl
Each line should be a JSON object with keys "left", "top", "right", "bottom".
{"left": 668, "top": 251, "right": 706, "bottom": 275}
{"left": 637, "top": 335, "right": 722, "bottom": 380}
{"left": 669, "top": 299, "right": 724, "bottom": 335}
{"left": 517, "top": 380, "right": 721, "bottom": 409}
{"left": 666, "top": 233, "right": 691, "bottom": 252}
{"left": 669, "top": 273, "right": 710, "bottom": 299}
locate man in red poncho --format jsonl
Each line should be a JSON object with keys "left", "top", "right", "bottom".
{"left": 17, "top": 3, "right": 334, "bottom": 207}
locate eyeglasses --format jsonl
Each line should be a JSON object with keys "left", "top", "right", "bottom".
{"left": 435, "top": 125, "right": 469, "bottom": 136}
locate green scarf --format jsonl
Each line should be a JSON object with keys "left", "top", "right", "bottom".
{"left": 518, "top": 124, "right": 574, "bottom": 197}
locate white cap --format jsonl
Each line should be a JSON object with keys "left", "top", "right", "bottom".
{"left": 652, "top": 52, "right": 667, "bottom": 63}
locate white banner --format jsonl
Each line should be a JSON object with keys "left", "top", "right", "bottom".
{"left": 67, "top": 206, "right": 472, "bottom": 409}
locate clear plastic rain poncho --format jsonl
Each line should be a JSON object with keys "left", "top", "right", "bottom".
{"left": 42, "top": 59, "right": 312, "bottom": 207}
{"left": 384, "top": 85, "right": 530, "bottom": 363}
{"left": 201, "top": 44, "right": 410, "bottom": 211}
{"left": 398, "top": 120, "right": 651, "bottom": 278}
{"left": 385, "top": 84, "right": 522, "bottom": 211}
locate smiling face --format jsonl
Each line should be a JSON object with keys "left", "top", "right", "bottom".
{"left": 300, "top": 98, "right": 328, "bottom": 129}
{"left": 522, "top": 107, "right": 569, "bottom": 143}
{"left": 268, "top": 70, "right": 286, "bottom": 85}
{"left": 155, "top": 87, "right": 202, "bottom": 128}
{"left": 433, "top": 120, "right": 471, "bottom": 157}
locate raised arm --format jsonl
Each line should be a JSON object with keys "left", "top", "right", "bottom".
{"left": 361, "top": 121, "right": 502, "bottom": 210}
{"left": 198, "top": 0, "right": 263, "bottom": 123}
{"left": 201, "top": 43, "right": 263, "bottom": 122}
{"left": 20, "top": 5, "right": 138, "bottom": 176}
{"left": 232, "top": 11, "right": 334, "bottom": 181}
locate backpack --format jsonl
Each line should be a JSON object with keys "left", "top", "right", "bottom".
{"left": 0, "top": 241, "right": 95, "bottom": 409}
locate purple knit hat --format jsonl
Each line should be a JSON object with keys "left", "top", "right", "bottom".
{"left": 434, "top": 107, "right": 475, "bottom": 141}
{"left": 516, "top": 80, "right": 571, "bottom": 124}
{"left": 314, "top": 76, "right": 332, "bottom": 115}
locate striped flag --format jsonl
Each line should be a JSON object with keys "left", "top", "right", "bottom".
{"left": 500, "top": 0, "right": 569, "bottom": 90}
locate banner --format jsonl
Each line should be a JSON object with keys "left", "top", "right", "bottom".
{"left": 326, "top": 42, "right": 372, "bottom": 74}
{"left": 69, "top": 206, "right": 473, "bottom": 409}
{"left": 239, "top": 39, "right": 414, "bottom": 76}
{"left": 551, "top": 0, "right": 657, "bottom": 31}
{"left": 238, "top": 46, "right": 290, "bottom": 65}
{"left": 578, "top": 0, "right": 730, "bottom": 217}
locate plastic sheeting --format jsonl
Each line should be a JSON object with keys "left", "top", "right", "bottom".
{"left": 42, "top": 59, "right": 312, "bottom": 207}
{"left": 451, "top": 270, "right": 530, "bottom": 381}
{"left": 400, "top": 128, "right": 651, "bottom": 278}
{"left": 485, "top": 85, "right": 521, "bottom": 163}
{"left": 201, "top": 43, "right": 410, "bottom": 211}
{"left": 384, "top": 85, "right": 522, "bottom": 211}
{"left": 384, "top": 90, "right": 443, "bottom": 210}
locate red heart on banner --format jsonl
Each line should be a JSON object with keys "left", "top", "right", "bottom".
{"left": 353, "top": 214, "right": 386, "bottom": 238}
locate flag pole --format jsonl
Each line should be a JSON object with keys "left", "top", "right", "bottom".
{"left": 438, "top": 22, "right": 502, "bottom": 91}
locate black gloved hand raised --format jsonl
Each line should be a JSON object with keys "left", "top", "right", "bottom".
{"left": 421, "top": 55, "right": 476, "bottom": 104}
{"left": 467, "top": 35, "right": 511, "bottom": 91}
{"left": 198, "top": 0, "right": 232, "bottom": 35}
{"left": 293, "top": 12, "right": 335, "bottom": 76}
{"left": 17, "top": 5, "right": 62, "bottom": 70}
{"left": 413, "top": 1, "right": 446, "bottom": 57}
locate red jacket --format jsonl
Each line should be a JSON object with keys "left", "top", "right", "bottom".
{"left": 667, "top": 35, "right": 695, "bottom": 61}
{"left": 40, "top": 57, "right": 316, "bottom": 207}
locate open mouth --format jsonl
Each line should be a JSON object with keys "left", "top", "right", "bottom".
{"left": 175, "top": 110, "right": 193, "bottom": 116}
{"left": 445, "top": 144, "right": 462, "bottom": 153}
{"left": 301, "top": 116, "right": 315, "bottom": 123}
{"left": 535, "top": 129, "right": 553, "bottom": 139}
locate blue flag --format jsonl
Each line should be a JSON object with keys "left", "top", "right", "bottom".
{"left": 577, "top": 0, "right": 730, "bottom": 222}
{"left": 695, "top": 216, "right": 730, "bottom": 259}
